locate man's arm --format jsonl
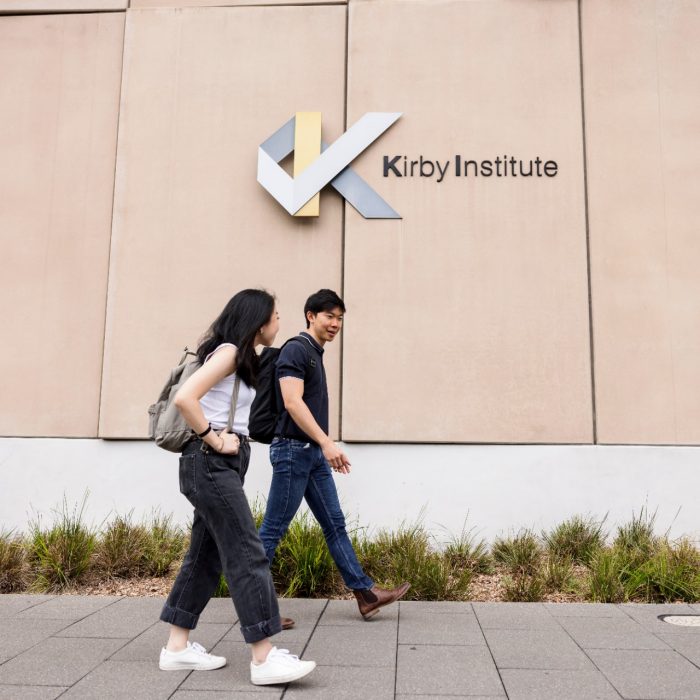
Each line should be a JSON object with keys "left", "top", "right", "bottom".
{"left": 279, "top": 377, "right": 351, "bottom": 473}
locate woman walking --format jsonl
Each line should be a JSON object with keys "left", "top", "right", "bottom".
{"left": 158, "top": 289, "right": 316, "bottom": 686}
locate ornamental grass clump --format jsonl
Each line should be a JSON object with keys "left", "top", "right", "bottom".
{"left": 444, "top": 523, "right": 493, "bottom": 575}
{"left": 493, "top": 529, "right": 545, "bottom": 602}
{"left": 613, "top": 507, "right": 662, "bottom": 566}
{"left": 29, "top": 496, "right": 96, "bottom": 591}
{"left": 94, "top": 512, "right": 149, "bottom": 578}
{"left": 141, "top": 513, "right": 187, "bottom": 577}
{"left": 585, "top": 548, "right": 627, "bottom": 603}
{"left": 368, "top": 521, "right": 473, "bottom": 601}
{"left": 0, "top": 529, "right": 30, "bottom": 593}
{"left": 492, "top": 529, "right": 542, "bottom": 576}
{"left": 622, "top": 538, "right": 700, "bottom": 603}
{"left": 272, "top": 511, "right": 338, "bottom": 597}
{"left": 541, "top": 555, "right": 577, "bottom": 594}
{"left": 543, "top": 515, "right": 607, "bottom": 566}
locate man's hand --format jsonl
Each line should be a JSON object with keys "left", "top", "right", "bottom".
{"left": 322, "top": 439, "right": 351, "bottom": 474}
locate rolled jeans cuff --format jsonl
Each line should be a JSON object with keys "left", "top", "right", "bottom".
{"left": 160, "top": 602, "right": 199, "bottom": 630}
{"left": 240, "top": 613, "right": 282, "bottom": 643}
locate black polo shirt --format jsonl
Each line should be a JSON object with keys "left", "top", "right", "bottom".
{"left": 274, "top": 332, "right": 329, "bottom": 443}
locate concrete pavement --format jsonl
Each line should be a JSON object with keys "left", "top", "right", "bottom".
{"left": 1, "top": 595, "right": 699, "bottom": 699}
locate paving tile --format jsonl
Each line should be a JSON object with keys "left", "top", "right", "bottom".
{"left": 558, "top": 616, "right": 670, "bottom": 650}
{"left": 56, "top": 596, "right": 164, "bottom": 638}
{"left": 198, "top": 597, "right": 240, "bottom": 625}
{"left": 400, "top": 600, "right": 475, "bottom": 615}
{"left": 473, "top": 602, "right": 559, "bottom": 630}
{"left": 318, "top": 598, "right": 398, "bottom": 627}
{"left": 112, "top": 621, "right": 232, "bottom": 661}
{"left": 0, "top": 618, "right": 73, "bottom": 664}
{"left": 16, "top": 595, "right": 120, "bottom": 621}
{"left": 0, "top": 687, "right": 68, "bottom": 700}
{"left": 224, "top": 598, "right": 325, "bottom": 647}
{"left": 544, "top": 603, "right": 628, "bottom": 618}
{"left": 173, "top": 692, "right": 282, "bottom": 700}
{"left": 61, "top": 660, "right": 187, "bottom": 699}
{"left": 587, "top": 648, "right": 700, "bottom": 699}
{"left": 500, "top": 668, "right": 620, "bottom": 700}
{"left": 0, "top": 595, "right": 55, "bottom": 617}
{"left": 620, "top": 603, "right": 698, "bottom": 634}
{"left": 396, "top": 696, "right": 504, "bottom": 700}
{"left": 275, "top": 597, "right": 328, "bottom": 624}
{"left": 284, "top": 664, "right": 395, "bottom": 699}
{"left": 398, "top": 611, "right": 484, "bottom": 645}
{"left": 180, "top": 641, "right": 281, "bottom": 693}
{"left": 304, "top": 624, "right": 397, "bottom": 667}
{"left": 0, "top": 637, "right": 125, "bottom": 686}
{"left": 396, "top": 644, "right": 504, "bottom": 696}
{"left": 655, "top": 632, "right": 700, "bottom": 667}
{"left": 483, "top": 628, "right": 592, "bottom": 670}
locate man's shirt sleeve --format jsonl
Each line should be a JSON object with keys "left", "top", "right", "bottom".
{"left": 276, "top": 341, "right": 307, "bottom": 381}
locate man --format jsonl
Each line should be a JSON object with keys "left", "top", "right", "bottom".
{"left": 259, "top": 289, "right": 410, "bottom": 619}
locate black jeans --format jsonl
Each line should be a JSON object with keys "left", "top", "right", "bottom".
{"left": 160, "top": 439, "right": 282, "bottom": 643}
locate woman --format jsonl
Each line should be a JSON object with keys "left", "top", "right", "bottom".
{"left": 158, "top": 289, "right": 316, "bottom": 686}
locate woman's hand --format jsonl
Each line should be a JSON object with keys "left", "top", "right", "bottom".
{"left": 217, "top": 428, "right": 240, "bottom": 455}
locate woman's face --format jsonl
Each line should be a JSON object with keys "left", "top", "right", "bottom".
{"left": 258, "top": 307, "right": 280, "bottom": 347}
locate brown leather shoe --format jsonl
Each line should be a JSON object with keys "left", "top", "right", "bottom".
{"left": 281, "top": 616, "right": 295, "bottom": 630}
{"left": 353, "top": 582, "right": 411, "bottom": 620}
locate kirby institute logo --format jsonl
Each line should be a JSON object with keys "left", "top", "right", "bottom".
{"left": 257, "top": 112, "right": 401, "bottom": 219}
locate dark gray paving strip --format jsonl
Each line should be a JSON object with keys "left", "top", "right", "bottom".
{"left": 0, "top": 600, "right": 127, "bottom": 669}
{"left": 172, "top": 692, "right": 282, "bottom": 699}
{"left": 549, "top": 606, "right": 633, "bottom": 700}
{"left": 655, "top": 632, "right": 700, "bottom": 671}
{"left": 393, "top": 598, "right": 400, "bottom": 700}
{"left": 0, "top": 595, "right": 57, "bottom": 618}
{"left": 0, "top": 618, "right": 78, "bottom": 667}
{"left": 284, "top": 665, "right": 395, "bottom": 699}
{"left": 0, "top": 637, "right": 126, "bottom": 687}
{"left": 396, "top": 645, "right": 505, "bottom": 696}
{"left": 469, "top": 600, "right": 509, "bottom": 699}
{"left": 499, "top": 668, "right": 621, "bottom": 700}
{"left": 0, "top": 685, "right": 68, "bottom": 700}
{"left": 587, "top": 648, "right": 700, "bottom": 699}
{"left": 16, "top": 596, "right": 123, "bottom": 621}
{"left": 55, "top": 596, "right": 164, "bottom": 638}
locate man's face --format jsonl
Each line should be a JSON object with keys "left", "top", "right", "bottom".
{"left": 307, "top": 306, "right": 344, "bottom": 344}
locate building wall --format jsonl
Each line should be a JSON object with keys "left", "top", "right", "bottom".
{"left": 1, "top": 0, "right": 699, "bottom": 530}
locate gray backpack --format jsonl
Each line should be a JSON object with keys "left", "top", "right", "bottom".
{"left": 148, "top": 348, "right": 201, "bottom": 452}
{"left": 148, "top": 347, "right": 240, "bottom": 453}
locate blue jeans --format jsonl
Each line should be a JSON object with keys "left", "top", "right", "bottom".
{"left": 259, "top": 437, "right": 374, "bottom": 591}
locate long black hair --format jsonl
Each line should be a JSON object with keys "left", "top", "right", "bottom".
{"left": 197, "top": 289, "right": 275, "bottom": 388}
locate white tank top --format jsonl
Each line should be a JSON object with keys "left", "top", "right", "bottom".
{"left": 199, "top": 343, "right": 256, "bottom": 435}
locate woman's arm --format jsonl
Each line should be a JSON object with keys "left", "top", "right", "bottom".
{"left": 174, "top": 345, "right": 240, "bottom": 454}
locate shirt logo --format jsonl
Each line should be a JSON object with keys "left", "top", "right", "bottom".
{"left": 257, "top": 112, "right": 402, "bottom": 219}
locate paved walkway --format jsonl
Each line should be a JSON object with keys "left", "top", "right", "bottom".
{"left": 1, "top": 595, "right": 699, "bottom": 699}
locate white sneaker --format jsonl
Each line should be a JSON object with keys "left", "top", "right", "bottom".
{"left": 250, "top": 646, "right": 316, "bottom": 685}
{"left": 159, "top": 641, "right": 227, "bottom": 671}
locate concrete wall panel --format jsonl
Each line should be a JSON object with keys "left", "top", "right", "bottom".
{"left": 584, "top": 0, "right": 700, "bottom": 444}
{"left": 0, "top": 13, "right": 124, "bottom": 436}
{"left": 132, "top": 0, "right": 341, "bottom": 8}
{"left": 342, "top": 0, "right": 592, "bottom": 443}
{"left": 100, "top": 6, "right": 346, "bottom": 437}
{"left": 0, "top": 1, "right": 126, "bottom": 11}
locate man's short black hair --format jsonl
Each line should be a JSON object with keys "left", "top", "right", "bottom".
{"left": 304, "top": 289, "right": 346, "bottom": 328}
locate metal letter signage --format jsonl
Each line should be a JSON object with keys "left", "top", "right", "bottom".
{"left": 257, "top": 112, "right": 402, "bottom": 219}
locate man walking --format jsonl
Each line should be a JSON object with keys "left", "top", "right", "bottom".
{"left": 259, "top": 289, "right": 410, "bottom": 619}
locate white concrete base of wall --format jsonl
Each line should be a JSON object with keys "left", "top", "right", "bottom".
{"left": 1, "top": 438, "right": 699, "bottom": 543}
